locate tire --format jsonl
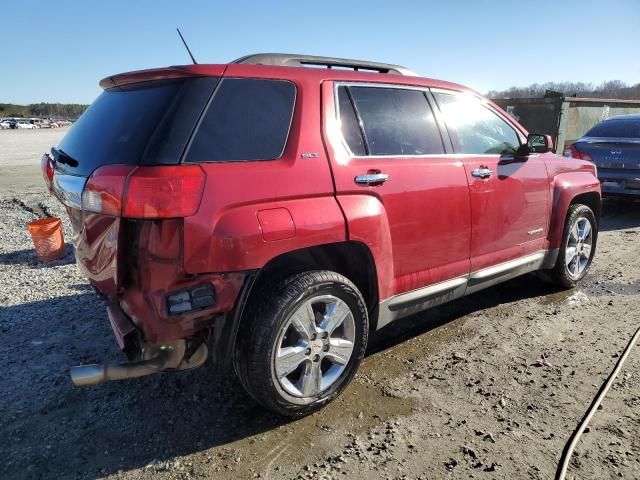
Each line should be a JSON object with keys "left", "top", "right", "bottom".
{"left": 234, "top": 270, "right": 368, "bottom": 417}
{"left": 549, "top": 203, "right": 598, "bottom": 288}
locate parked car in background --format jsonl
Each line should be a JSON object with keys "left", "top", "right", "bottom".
{"left": 1, "top": 118, "right": 17, "bottom": 129}
{"left": 43, "top": 119, "right": 59, "bottom": 128}
{"left": 16, "top": 120, "right": 37, "bottom": 129}
{"left": 565, "top": 114, "right": 640, "bottom": 197}
{"left": 45, "top": 53, "right": 601, "bottom": 417}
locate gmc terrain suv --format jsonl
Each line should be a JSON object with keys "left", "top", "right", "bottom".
{"left": 44, "top": 53, "right": 601, "bottom": 416}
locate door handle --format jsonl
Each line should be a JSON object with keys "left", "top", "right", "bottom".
{"left": 471, "top": 167, "right": 493, "bottom": 179}
{"left": 354, "top": 172, "right": 389, "bottom": 186}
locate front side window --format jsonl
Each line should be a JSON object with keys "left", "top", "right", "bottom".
{"left": 434, "top": 92, "right": 521, "bottom": 155}
{"left": 339, "top": 86, "right": 444, "bottom": 156}
{"left": 186, "top": 78, "right": 296, "bottom": 162}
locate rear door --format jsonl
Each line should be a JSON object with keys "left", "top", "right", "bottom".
{"left": 323, "top": 82, "right": 471, "bottom": 300}
{"left": 432, "top": 90, "right": 549, "bottom": 272}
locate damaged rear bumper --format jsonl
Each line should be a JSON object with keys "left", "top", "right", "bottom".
{"left": 76, "top": 270, "right": 257, "bottom": 385}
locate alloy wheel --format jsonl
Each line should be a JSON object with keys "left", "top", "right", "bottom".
{"left": 565, "top": 216, "right": 593, "bottom": 279}
{"left": 274, "top": 295, "right": 355, "bottom": 398}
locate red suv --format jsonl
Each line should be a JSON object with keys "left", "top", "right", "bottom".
{"left": 44, "top": 54, "right": 601, "bottom": 416}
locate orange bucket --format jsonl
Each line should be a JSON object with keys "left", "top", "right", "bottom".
{"left": 27, "top": 217, "right": 65, "bottom": 261}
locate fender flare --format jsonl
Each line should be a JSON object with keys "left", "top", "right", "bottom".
{"left": 547, "top": 172, "right": 601, "bottom": 249}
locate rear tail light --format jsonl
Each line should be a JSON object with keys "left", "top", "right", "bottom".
{"left": 82, "top": 165, "right": 136, "bottom": 216}
{"left": 123, "top": 165, "right": 206, "bottom": 218}
{"left": 563, "top": 144, "right": 592, "bottom": 162}
{"left": 81, "top": 164, "right": 206, "bottom": 218}
{"left": 41, "top": 153, "right": 54, "bottom": 189}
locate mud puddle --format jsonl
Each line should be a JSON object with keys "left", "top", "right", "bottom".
{"left": 538, "top": 274, "right": 640, "bottom": 307}
{"left": 218, "top": 380, "right": 416, "bottom": 476}
{"left": 585, "top": 278, "right": 640, "bottom": 297}
{"left": 538, "top": 288, "right": 582, "bottom": 306}
{"left": 213, "top": 312, "right": 473, "bottom": 477}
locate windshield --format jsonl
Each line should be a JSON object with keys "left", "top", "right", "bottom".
{"left": 586, "top": 118, "right": 640, "bottom": 139}
{"left": 56, "top": 77, "right": 218, "bottom": 176}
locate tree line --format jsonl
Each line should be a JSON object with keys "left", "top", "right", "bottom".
{"left": 3, "top": 80, "right": 638, "bottom": 118}
{"left": 488, "top": 80, "right": 640, "bottom": 100}
{"left": 0, "top": 102, "right": 88, "bottom": 120}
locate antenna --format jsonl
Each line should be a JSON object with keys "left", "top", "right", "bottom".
{"left": 176, "top": 28, "right": 197, "bottom": 64}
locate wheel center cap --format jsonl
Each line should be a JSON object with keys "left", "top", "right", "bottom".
{"left": 311, "top": 341, "right": 323, "bottom": 352}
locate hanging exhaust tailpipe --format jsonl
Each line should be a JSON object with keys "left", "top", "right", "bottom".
{"left": 70, "top": 355, "right": 168, "bottom": 386}
{"left": 70, "top": 340, "right": 208, "bottom": 386}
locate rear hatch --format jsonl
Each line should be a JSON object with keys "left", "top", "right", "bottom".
{"left": 45, "top": 68, "right": 222, "bottom": 295}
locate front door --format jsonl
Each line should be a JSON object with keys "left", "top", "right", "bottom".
{"left": 323, "top": 82, "right": 472, "bottom": 302}
{"left": 432, "top": 91, "right": 549, "bottom": 272}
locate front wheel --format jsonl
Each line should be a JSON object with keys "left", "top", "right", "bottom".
{"left": 549, "top": 203, "right": 598, "bottom": 288}
{"left": 234, "top": 271, "right": 368, "bottom": 417}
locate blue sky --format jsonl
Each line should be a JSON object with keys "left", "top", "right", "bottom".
{"left": 2, "top": 0, "right": 639, "bottom": 104}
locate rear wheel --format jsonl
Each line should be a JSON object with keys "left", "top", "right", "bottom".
{"left": 549, "top": 203, "right": 598, "bottom": 288}
{"left": 234, "top": 271, "right": 368, "bottom": 417}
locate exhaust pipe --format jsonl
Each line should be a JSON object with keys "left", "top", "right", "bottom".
{"left": 70, "top": 341, "right": 208, "bottom": 386}
{"left": 70, "top": 355, "right": 168, "bottom": 386}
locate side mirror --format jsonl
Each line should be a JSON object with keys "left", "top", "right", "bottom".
{"left": 526, "top": 133, "right": 554, "bottom": 153}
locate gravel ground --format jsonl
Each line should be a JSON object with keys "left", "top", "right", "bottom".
{"left": 1, "top": 128, "right": 639, "bottom": 479}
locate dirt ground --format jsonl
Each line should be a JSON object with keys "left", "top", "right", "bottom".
{"left": 1, "top": 127, "right": 639, "bottom": 480}
{"left": 0, "top": 127, "right": 70, "bottom": 194}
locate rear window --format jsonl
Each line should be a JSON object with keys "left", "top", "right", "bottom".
{"left": 586, "top": 118, "right": 640, "bottom": 138}
{"left": 185, "top": 78, "right": 296, "bottom": 163}
{"left": 56, "top": 78, "right": 218, "bottom": 176}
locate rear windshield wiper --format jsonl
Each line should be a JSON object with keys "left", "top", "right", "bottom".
{"left": 51, "top": 147, "right": 79, "bottom": 168}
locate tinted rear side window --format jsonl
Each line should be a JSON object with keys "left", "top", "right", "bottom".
{"left": 586, "top": 118, "right": 640, "bottom": 138}
{"left": 347, "top": 87, "right": 444, "bottom": 156}
{"left": 57, "top": 78, "right": 218, "bottom": 176}
{"left": 185, "top": 78, "right": 296, "bottom": 162}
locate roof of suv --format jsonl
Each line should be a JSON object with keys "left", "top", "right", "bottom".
{"left": 99, "top": 53, "right": 475, "bottom": 96}
{"left": 231, "top": 53, "right": 418, "bottom": 76}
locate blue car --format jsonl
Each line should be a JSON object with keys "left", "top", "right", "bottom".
{"left": 565, "top": 114, "right": 640, "bottom": 197}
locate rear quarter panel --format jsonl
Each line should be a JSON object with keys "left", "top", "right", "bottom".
{"left": 182, "top": 67, "right": 346, "bottom": 274}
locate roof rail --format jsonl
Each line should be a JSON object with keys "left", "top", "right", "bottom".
{"left": 231, "top": 53, "right": 417, "bottom": 76}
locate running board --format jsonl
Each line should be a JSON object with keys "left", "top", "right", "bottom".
{"left": 376, "top": 250, "right": 558, "bottom": 330}
{"left": 465, "top": 251, "right": 547, "bottom": 294}
{"left": 378, "top": 276, "right": 469, "bottom": 329}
